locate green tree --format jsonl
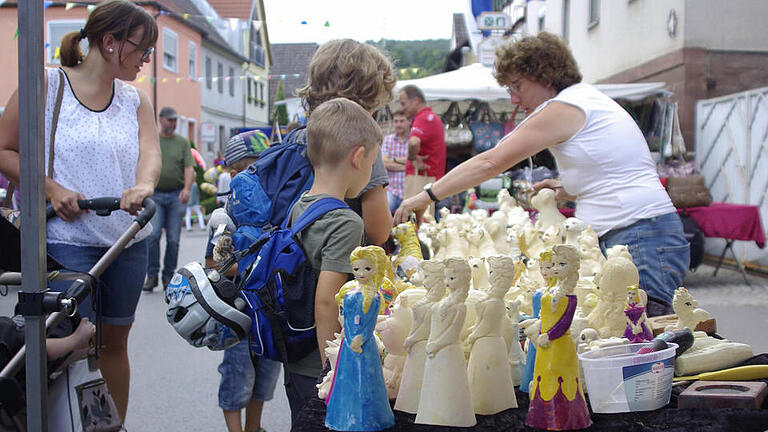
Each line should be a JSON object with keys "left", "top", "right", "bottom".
{"left": 274, "top": 81, "right": 289, "bottom": 126}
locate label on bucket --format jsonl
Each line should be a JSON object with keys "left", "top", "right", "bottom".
{"left": 622, "top": 357, "right": 674, "bottom": 411}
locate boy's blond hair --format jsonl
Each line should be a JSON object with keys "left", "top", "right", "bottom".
{"left": 306, "top": 98, "right": 382, "bottom": 168}
{"left": 297, "top": 39, "right": 396, "bottom": 116}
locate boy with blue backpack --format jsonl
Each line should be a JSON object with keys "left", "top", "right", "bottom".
{"left": 288, "top": 98, "right": 382, "bottom": 420}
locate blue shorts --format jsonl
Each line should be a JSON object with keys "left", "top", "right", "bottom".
{"left": 47, "top": 240, "right": 148, "bottom": 326}
{"left": 599, "top": 212, "right": 689, "bottom": 306}
{"left": 218, "top": 340, "right": 281, "bottom": 411}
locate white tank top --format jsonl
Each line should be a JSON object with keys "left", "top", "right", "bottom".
{"left": 45, "top": 67, "right": 151, "bottom": 247}
{"left": 518, "top": 83, "right": 674, "bottom": 236}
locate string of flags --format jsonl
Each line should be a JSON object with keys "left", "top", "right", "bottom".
{"left": 130, "top": 73, "right": 301, "bottom": 85}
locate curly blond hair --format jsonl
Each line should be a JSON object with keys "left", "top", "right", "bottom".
{"left": 297, "top": 39, "right": 396, "bottom": 115}
{"left": 494, "top": 32, "right": 582, "bottom": 92}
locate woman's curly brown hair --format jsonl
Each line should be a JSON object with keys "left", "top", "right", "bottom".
{"left": 494, "top": 32, "right": 582, "bottom": 93}
{"left": 296, "top": 39, "right": 396, "bottom": 116}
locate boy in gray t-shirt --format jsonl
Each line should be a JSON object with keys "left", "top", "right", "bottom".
{"left": 282, "top": 98, "right": 382, "bottom": 423}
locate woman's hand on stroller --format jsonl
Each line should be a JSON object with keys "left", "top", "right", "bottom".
{"left": 49, "top": 183, "right": 86, "bottom": 222}
{"left": 71, "top": 317, "right": 96, "bottom": 349}
{"left": 121, "top": 183, "right": 153, "bottom": 216}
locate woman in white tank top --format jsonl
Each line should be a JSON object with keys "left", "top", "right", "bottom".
{"left": 0, "top": 0, "right": 160, "bottom": 422}
{"left": 395, "top": 32, "right": 688, "bottom": 316}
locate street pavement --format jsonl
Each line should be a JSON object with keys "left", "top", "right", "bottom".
{"left": 1, "top": 229, "right": 767, "bottom": 431}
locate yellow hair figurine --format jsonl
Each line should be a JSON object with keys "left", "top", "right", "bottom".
{"left": 336, "top": 246, "right": 397, "bottom": 315}
{"left": 392, "top": 221, "right": 422, "bottom": 282}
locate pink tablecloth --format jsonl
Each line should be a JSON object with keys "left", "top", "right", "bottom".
{"left": 680, "top": 202, "right": 766, "bottom": 249}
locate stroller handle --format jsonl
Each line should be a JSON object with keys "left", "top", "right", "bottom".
{"left": 45, "top": 197, "right": 156, "bottom": 226}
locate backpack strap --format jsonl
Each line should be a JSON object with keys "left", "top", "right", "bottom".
{"left": 284, "top": 197, "right": 348, "bottom": 234}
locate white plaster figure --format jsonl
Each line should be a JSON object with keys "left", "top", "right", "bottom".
{"left": 484, "top": 212, "right": 510, "bottom": 255}
{"left": 587, "top": 256, "right": 639, "bottom": 338}
{"left": 415, "top": 258, "right": 476, "bottom": 427}
{"left": 394, "top": 261, "right": 445, "bottom": 413}
{"left": 317, "top": 336, "right": 341, "bottom": 399}
{"left": 467, "top": 225, "right": 497, "bottom": 258}
{"left": 506, "top": 227, "right": 523, "bottom": 258}
{"left": 578, "top": 225, "right": 605, "bottom": 278}
{"left": 563, "top": 217, "right": 586, "bottom": 248}
{"left": 506, "top": 298, "right": 526, "bottom": 386}
{"left": 666, "top": 287, "right": 711, "bottom": 332}
{"left": 675, "top": 335, "right": 754, "bottom": 376}
{"left": 377, "top": 292, "right": 420, "bottom": 399}
{"left": 469, "top": 256, "right": 490, "bottom": 291}
{"left": 467, "top": 256, "right": 518, "bottom": 414}
{"left": 497, "top": 188, "right": 518, "bottom": 216}
{"left": 436, "top": 227, "right": 469, "bottom": 260}
{"left": 530, "top": 188, "right": 566, "bottom": 232}
{"left": 606, "top": 244, "right": 633, "bottom": 262}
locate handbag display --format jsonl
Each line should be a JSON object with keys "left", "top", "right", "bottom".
{"left": 469, "top": 103, "right": 504, "bottom": 153}
{"left": 442, "top": 102, "right": 473, "bottom": 148}
{"left": 666, "top": 175, "right": 712, "bottom": 208}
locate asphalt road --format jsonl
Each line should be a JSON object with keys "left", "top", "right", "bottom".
{"left": 2, "top": 229, "right": 767, "bottom": 431}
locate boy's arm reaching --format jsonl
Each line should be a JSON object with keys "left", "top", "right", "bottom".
{"left": 315, "top": 270, "right": 348, "bottom": 364}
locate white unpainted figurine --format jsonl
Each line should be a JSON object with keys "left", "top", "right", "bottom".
{"left": 469, "top": 256, "right": 490, "bottom": 292}
{"left": 507, "top": 206, "right": 533, "bottom": 230}
{"left": 505, "top": 299, "right": 526, "bottom": 386}
{"left": 563, "top": 217, "right": 586, "bottom": 248}
{"left": 530, "top": 188, "right": 566, "bottom": 232}
{"left": 505, "top": 227, "right": 523, "bottom": 258}
{"left": 467, "top": 225, "right": 497, "bottom": 258}
{"left": 394, "top": 261, "right": 445, "bottom": 414}
{"left": 675, "top": 334, "right": 754, "bottom": 376}
{"left": 467, "top": 255, "right": 519, "bottom": 414}
{"left": 521, "top": 223, "right": 545, "bottom": 260}
{"left": 471, "top": 208, "right": 489, "bottom": 224}
{"left": 377, "top": 290, "right": 424, "bottom": 399}
{"left": 436, "top": 227, "right": 469, "bottom": 260}
{"left": 421, "top": 223, "right": 441, "bottom": 259}
{"left": 484, "top": 212, "right": 510, "bottom": 255}
{"left": 497, "top": 188, "right": 518, "bottom": 216}
{"left": 606, "top": 244, "right": 633, "bottom": 262}
{"left": 578, "top": 225, "right": 605, "bottom": 278}
{"left": 438, "top": 207, "right": 451, "bottom": 228}
{"left": 587, "top": 256, "right": 639, "bottom": 338}
{"left": 541, "top": 225, "right": 563, "bottom": 252}
{"left": 317, "top": 337, "right": 342, "bottom": 399}
{"left": 666, "top": 287, "right": 711, "bottom": 332}
{"left": 415, "top": 258, "right": 477, "bottom": 427}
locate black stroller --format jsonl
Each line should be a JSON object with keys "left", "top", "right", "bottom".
{"left": 0, "top": 197, "right": 155, "bottom": 431}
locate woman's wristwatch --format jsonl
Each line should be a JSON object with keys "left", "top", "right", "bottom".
{"left": 423, "top": 183, "right": 440, "bottom": 202}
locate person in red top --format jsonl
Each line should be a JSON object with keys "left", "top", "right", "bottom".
{"left": 398, "top": 85, "right": 446, "bottom": 180}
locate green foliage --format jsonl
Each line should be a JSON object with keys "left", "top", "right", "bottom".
{"left": 274, "top": 81, "right": 289, "bottom": 126}
{"left": 367, "top": 39, "right": 450, "bottom": 80}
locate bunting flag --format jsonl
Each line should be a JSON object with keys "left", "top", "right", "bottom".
{"left": 87, "top": 5, "right": 95, "bottom": 12}
{"left": 137, "top": 76, "right": 146, "bottom": 83}
{"left": 65, "top": 2, "right": 77, "bottom": 11}
{"left": 53, "top": 46, "right": 60, "bottom": 60}
{"left": 161, "top": 78, "right": 168, "bottom": 83}
{"left": 175, "top": 77, "right": 181, "bottom": 83}
{"left": 129, "top": 73, "right": 280, "bottom": 85}
{"left": 324, "top": 21, "right": 330, "bottom": 27}
{"left": 43, "top": 2, "right": 53, "bottom": 9}
{"left": 13, "top": 28, "right": 17, "bottom": 40}
{"left": 252, "top": 21, "right": 262, "bottom": 32}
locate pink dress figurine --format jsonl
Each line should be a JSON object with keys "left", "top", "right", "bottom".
{"left": 623, "top": 285, "right": 652, "bottom": 343}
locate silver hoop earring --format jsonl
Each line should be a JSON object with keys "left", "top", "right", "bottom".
{"left": 108, "top": 48, "right": 114, "bottom": 53}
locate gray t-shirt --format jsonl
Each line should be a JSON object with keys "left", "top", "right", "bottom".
{"left": 284, "top": 193, "right": 364, "bottom": 378}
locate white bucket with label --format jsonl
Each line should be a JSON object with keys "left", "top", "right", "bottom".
{"left": 578, "top": 342, "right": 677, "bottom": 413}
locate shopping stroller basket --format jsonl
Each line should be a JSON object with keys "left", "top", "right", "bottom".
{"left": 0, "top": 197, "right": 155, "bottom": 431}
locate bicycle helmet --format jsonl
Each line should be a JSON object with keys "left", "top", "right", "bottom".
{"left": 165, "top": 262, "right": 251, "bottom": 351}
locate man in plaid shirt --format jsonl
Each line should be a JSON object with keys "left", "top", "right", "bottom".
{"left": 381, "top": 110, "right": 411, "bottom": 213}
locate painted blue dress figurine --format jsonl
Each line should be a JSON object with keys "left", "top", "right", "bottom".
{"left": 326, "top": 246, "right": 395, "bottom": 431}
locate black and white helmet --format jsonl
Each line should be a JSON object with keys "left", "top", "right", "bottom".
{"left": 165, "top": 262, "right": 251, "bottom": 351}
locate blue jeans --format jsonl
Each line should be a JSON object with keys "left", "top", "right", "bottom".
{"left": 283, "top": 367, "right": 321, "bottom": 425}
{"left": 599, "top": 212, "right": 689, "bottom": 307}
{"left": 386, "top": 190, "right": 402, "bottom": 214}
{"left": 147, "top": 189, "right": 186, "bottom": 280}
{"left": 47, "top": 240, "right": 148, "bottom": 326}
{"left": 218, "top": 341, "right": 281, "bottom": 410}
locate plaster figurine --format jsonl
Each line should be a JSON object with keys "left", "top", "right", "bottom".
{"left": 587, "top": 256, "right": 639, "bottom": 339}
{"left": 521, "top": 223, "right": 546, "bottom": 261}
{"left": 574, "top": 278, "right": 598, "bottom": 316}
{"left": 436, "top": 227, "right": 469, "bottom": 260}
{"left": 505, "top": 298, "right": 526, "bottom": 386}
{"left": 508, "top": 206, "right": 533, "bottom": 230}
{"left": 326, "top": 246, "right": 395, "bottom": 431}
{"left": 420, "top": 223, "right": 441, "bottom": 259}
{"left": 497, "top": 188, "right": 518, "bottom": 216}
{"left": 563, "top": 217, "right": 585, "bottom": 248}
{"left": 317, "top": 337, "right": 341, "bottom": 400}
{"left": 531, "top": 188, "right": 566, "bottom": 232}
{"left": 376, "top": 291, "right": 424, "bottom": 399}
{"left": 467, "top": 225, "right": 497, "bottom": 258}
{"left": 512, "top": 274, "right": 539, "bottom": 317}
{"left": 541, "top": 224, "right": 564, "bottom": 252}
{"left": 606, "top": 244, "right": 633, "bottom": 262}
{"left": 469, "top": 256, "right": 490, "bottom": 292}
{"left": 519, "top": 250, "right": 556, "bottom": 394}
{"left": 394, "top": 260, "right": 445, "bottom": 414}
{"left": 506, "top": 226, "right": 523, "bottom": 258}
{"left": 525, "top": 245, "right": 592, "bottom": 430}
{"left": 484, "top": 212, "right": 511, "bottom": 255}
{"left": 437, "top": 207, "right": 451, "bottom": 228}
{"left": 577, "top": 329, "right": 629, "bottom": 353}
{"left": 415, "top": 258, "right": 476, "bottom": 427}
{"left": 392, "top": 221, "right": 423, "bottom": 283}
{"left": 666, "top": 287, "right": 711, "bottom": 332}
{"left": 623, "top": 284, "right": 652, "bottom": 343}
{"left": 470, "top": 208, "right": 489, "bottom": 224}
{"left": 467, "top": 255, "right": 518, "bottom": 414}
{"left": 675, "top": 334, "right": 754, "bottom": 376}
{"left": 577, "top": 226, "right": 604, "bottom": 278}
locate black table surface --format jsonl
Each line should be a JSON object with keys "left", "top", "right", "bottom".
{"left": 292, "top": 382, "right": 768, "bottom": 432}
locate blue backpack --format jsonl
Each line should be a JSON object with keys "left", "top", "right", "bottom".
{"left": 237, "top": 197, "right": 348, "bottom": 363}
{"left": 229, "top": 126, "right": 314, "bottom": 271}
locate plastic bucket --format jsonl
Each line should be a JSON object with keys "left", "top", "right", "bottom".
{"left": 578, "top": 342, "right": 677, "bottom": 413}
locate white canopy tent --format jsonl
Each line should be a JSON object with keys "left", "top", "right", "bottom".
{"left": 390, "top": 63, "right": 669, "bottom": 113}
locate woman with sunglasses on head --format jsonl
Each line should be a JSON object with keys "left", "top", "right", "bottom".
{"left": 0, "top": 0, "right": 160, "bottom": 421}
{"left": 394, "top": 32, "right": 688, "bottom": 318}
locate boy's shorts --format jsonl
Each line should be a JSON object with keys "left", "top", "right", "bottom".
{"left": 218, "top": 340, "right": 281, "bottom": 410}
